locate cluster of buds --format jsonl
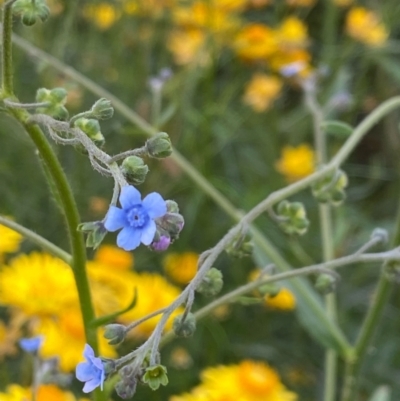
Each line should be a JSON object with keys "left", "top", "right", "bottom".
{"left": 276, "top": 200, "right": 309, "bottom": 235}
{"left": 173, "top": 313, "right": 196, "bottom": 337}
{"left": 150, "top": 200, "right": 184, "bottom": 252}
{"left": 35, "top": 87, "right": 69, "bottom": 120}
{"left": 13, "top": 0, "right": 50, "bottom": 26}
{"left": 315, "top": 273, "right": 338, "bottom": 294}
{"left": 225, "top": 231, "right": 253, "bottom": 258}
{"left": 312, "top": 169, "right": 348, "bottom": 206}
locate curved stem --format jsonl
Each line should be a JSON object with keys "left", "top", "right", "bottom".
{"left": 0, "top": 215, "right": 72, "bottom": 264}
{"left": 9, "top": 108, "right": 98, "bottom": 354}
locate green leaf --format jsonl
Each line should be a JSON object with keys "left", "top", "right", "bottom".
{"left": 253, "top": 241, "right": 350, "bottom": 355}
{"left": 90, "top": 288, "right": 137, "bottom": 327}
{"left": 368, "top": 386, "right": 391, "bottom": 401}
{"left": 321, "top": 120, "right": 353, "bottom": 138}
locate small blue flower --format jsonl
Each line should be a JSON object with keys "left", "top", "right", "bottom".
{"left": 19, "top": 336, "right": 43, "bottom": 353}
{"left": 104, "top": 185, "right": 167, "bottom": 251}
{"left": 76, "top": 344, "right": 105, "bottom": 393}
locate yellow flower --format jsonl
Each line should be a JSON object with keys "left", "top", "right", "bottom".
{"left": 264, "top": 288, "right": 296, "bottom": 311}
{"left": 0, "top": 315, "right": 23, "bottom": 360}
{"left": 0, "top": 223, "right": 22, "bottom": 261}
{"left": 122, "top": 0, "right": 174, "bottom": 17}
{"left": 94, "top": 244, "right": 134, "bottom": 271}
{"left": 120, "top": 272, "right": 183, "bottom": 337}
{"left": 163, "top": 252, "right": 198, "bottom": 284}
{"left": 276, "top": 17, "right": 309, "bottom": 49}
{"left": 171, "top": 360, "right": 297, "bottom": 401}
{"left": 0, "top": 384, "right": 82, "bottom": 401}
{"left": 167, "top": 28, "right": 208, "bottom": 66}
{"left": 83, "top": 3, "right": 120, "bottom": 30}
{"left": 275, "top": 144, "right": 315, "bottom": 182}
{"left": 0, "top": 253, "right": 78, "bottom": 317}
{"left": 234, "top": 24, "right": 278, "bottom": 61}
{"left": 247, "top": 0, "right": 272, "bottom": 8}
{"left": 269, "top": 48, "right": 312, "bottom": 77}
{"left": 34, "top": 311, "right": 116, "bottom": 372}
{"left": 243, "top": 73, "right": 282, "bottom": 112}
{"left": 346, "top": 7, "right": 388, "bottom": 46}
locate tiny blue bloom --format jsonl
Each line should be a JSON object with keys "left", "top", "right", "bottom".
{"left": 76, "top": 344, "right": 105, "bottom": 393}
{"left": 104, "top": 186, "right": 167, "bottom": 251}
{"left": 19, "top": 336, "right": 44, "bottom": 353}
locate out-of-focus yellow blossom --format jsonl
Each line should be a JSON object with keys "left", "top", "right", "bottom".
{"left": 275, "top": 144, "right": 315, "bottom": 182}
{"left": 247, "top": 0, "right": 272, "bottom": 7}
{"left": 47, "top": 0, "right": 64, "bottom": 15}
{"left": 269, "top": 48, "right": 312, "bottom": 77}
{"left": 94, "top": 244, "right": 134, "bottom": 271}
{"left": 286, "top": 0, "right": 316, "bottom": 7}
{"left": 169, "top": 346, "right": 193, "bottom": 369}
{"left": 34, "top": 311, "right": 116, "bottom": 372}
{"left": 83, "top": 3, "right": 121, "bottom": 30}
{"left": 276, "top": 17, "right": 308, "bottom": 49}
{"left": 234, "top": 24, "right": 278, "bottom": 61}
{"left": 170, "top": 360, "right": 297, "bottom": 401}
{"left": 265, "top": 288, "right": 296, "bottom": 310}
{"left": 120, "top": 272, "right": 183, "bottom": 337}
{"left": 0, "top": 317, "right": 22, "bottom": 359}
{"left": 163, "top": 252, "right": 198, "bottom": 284}
{"left": 173, "top": 2, "right": 239, "bottom": 35}
{"left": 346, "top": 7, "right": 388, "bottom": 46}
{"left": 167, "top": 29, "right": 208, "bottom": 66}
{"left": 123, "top": 0, "right": 174, "bottom": 17}
{"left": 0, "top": 253, "right": 78, "bottom": 317}
{"left": 0, "top": 223, "right": 22, "bottom": 262}
{"left": 214, "top": 0, "right": 247, "bottom": 12}
{"left": 0, "top": 384, "right": 85, "bottom": 401}
{"left": 243, "top": 73, "right": 282, "bottom": 112}
{"left": 334, "top": 0, "right": 353, "bottom": 7}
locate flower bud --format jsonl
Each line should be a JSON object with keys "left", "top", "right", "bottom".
{"left": 156, "top": 212, "right": 184, "bottom": 242}
{"left": 166, "top": 200, "right": 179, "bottom": 214}
{"left": 74, "top": 118, "right": 105, "bottom": 148}
{"left": 36, "top": 87, "right": 69, "bottom": 120}
{"left": 90, "top": 98, "right": 114, "bottom": 120}
{"left": 173, "top": 313, "right": 196, "bottom": 338}
{"left": 77, "top": 221, "right": 107, "bottom": 249}
{"left": 13, "top": 0, "right": 50, "bottom": 26}
{"left": 142, "top": 365, "right": 168, "bottom": 391}
{"left": 121, "top": 156, "right": 149, "bottom": 186}
{"left": 103, "top": 324, "right": 126, "bottom": 345}
{"left": 371, "top": 228, "right": 389, "bottom": 246}
{"left": 196, "top": 268, "right": 223, "bottom": 297}
{"left": 258, "top": 283, "right": 280, "bottom": 297}
{"left": 276, "top": 200, "right": 309, "bottom": 235}
{"left": 225, "top": 232, "right": 253, "bottom": 258}
{"left": 315, "top": 273, "right": 337, "bottom": 294}
{"left": 150, "top": 234, "right": 171, "bottom": 252}
{"left": 115, "top": 379, "right": 137, "bottom": 399}
{"left": 146, "top": 132, "right": 172, "bottom": 159}
{"left": 312, "top": 169, "right": 348, "bottom": 206}
{"left": 383, "top": 260, "right": 400, "bottom": 283}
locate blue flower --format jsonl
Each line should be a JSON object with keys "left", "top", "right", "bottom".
{"left": 19, "top": 336, "right": 43, "bottom": 353}
{"left": 104, "top": 186, "right": 167, "bottom": 251}
{"left": 76, "top": 344, "right": 105, "bottom": 393}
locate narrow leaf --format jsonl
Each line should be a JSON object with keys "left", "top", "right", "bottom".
{"left": 321, "top": 120, "right": 353, "bottom": 138}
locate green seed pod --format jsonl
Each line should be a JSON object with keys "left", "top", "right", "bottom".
{"left": 74, "top": 118, "right": 105, "bottom": 148}
{"left": 103, "top": 324, "right": 126, "bottom": 345}
{"left": 276, "top": 200, "right": 309, "bottom": 235}
{"left": 146, "top": 132, "right": 172, "bottom": 158}
{"left": 121, "top": 156, "right": 149, "bottom": 185}
{"left": 13, "top": 0, "right": 50, "bottom": 26}
{"left": 196, "top": 268, "right": 223, "bottom": 297}
{"left": 173, "top": 313, "right": 196, "bottom": 338}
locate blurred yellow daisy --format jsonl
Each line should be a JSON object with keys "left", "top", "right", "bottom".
{"left": 94, "top": 244, "right": 134, "bottom": 271}
{"left": 275, "top": 144, "right": 315, "bottom": 182}
{"left": 0, "top": 384, "right": 86, "bottom": 401}
{"left": 0, "top": 223, "right": 22, "bottom": 263}
{"left": 163, "top": 252, "right": 199, "bottom": 285}
{"left": 83, "top": 2, "right": 121, "bottom": 30}
{"left": 265, "top": 288, "right": 296, "bottom": 310}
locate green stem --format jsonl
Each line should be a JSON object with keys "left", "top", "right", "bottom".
{"left": 0, "top": 215, "right": 71, "bottom": 264}
{"left": 321, "top": 0, "right": 338, "bottom": 66}
{"left": 1, "top": 0, "right": 17, "bottom": 96}
{"left": 9, "top": 108, "right": 98, "bottom": 353}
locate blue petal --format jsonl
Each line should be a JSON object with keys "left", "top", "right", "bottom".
{"left": 119, "top": 186, "right": 141, "bottom": 210}
{"left": 82, "top": 377, "right": 101, "bottom": 393}
{"left": 76, "top": 362, "right": 95, "bottom": 381}
{"left": 117, "top": 227, "right": 142, "bottom": 251}
{"left": 141, "top": 220, "right": 156, "bottom": 245}
{"left": 142, "top": 192, "right": 166, "bottom": 219}
{"left": 104, "top": 207, "right": 127, "bottom": 232}
{"left": 83, "top": 344, "right": 95, "bottom": 360}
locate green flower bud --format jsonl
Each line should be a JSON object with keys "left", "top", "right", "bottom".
{"left": 142, "top": 365, "right": 168, "bottom": 391}
{"left": 315, "top": 274, "right": 337, "bottom": 295}
{"left": 13, "top": 0, "right": 50, "bottom": 26}
{"left": 115, "top": 379, "right": 137, "bottom": 399}
{"left": 371, "top": 228, "right": 389, "bottom": 246}
{"left": 173, "top": 313, "right": 196, "bottom": 338}
{"left": 225, "top": 232, "right": 253, "bottom": 258}
{"left": 103, "top": 324, "right": 126, "bottom": 345}
{"left": 157, "top": 212, "right": 184, "bottom": 241}
{"left": 258, "top": 283, "right": 280, "bottom": 297}
{"left": 196, "top": 268, "right": 223, "bottom": 297}
{"left": 36, "top": 87, "right": 69, "bottom": 120}
{"left": 276, "top": 200, "right": 309, "bottom": 235}
{"left": 166, "top": 200, "right": 179, "bottom": 214}
{"left": 90, "top": 98, "right": 114, "bottom": 120}
{"left": 146, "top": 132, "right": 172, "bottom": 159}
{"left": 74, "top": 118, "right": 105, "bottom": 148}
{"left": 312, "top": 169, "right": 348, "bottom": 206}
{"left": 383, "top": 260, "right": 400, "bottom": 283}
{"left": 77, "top": 221, "right": 107, "bottom": 249}
{"left": 121, "top": 156, "right": 149, "bottom": 186}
